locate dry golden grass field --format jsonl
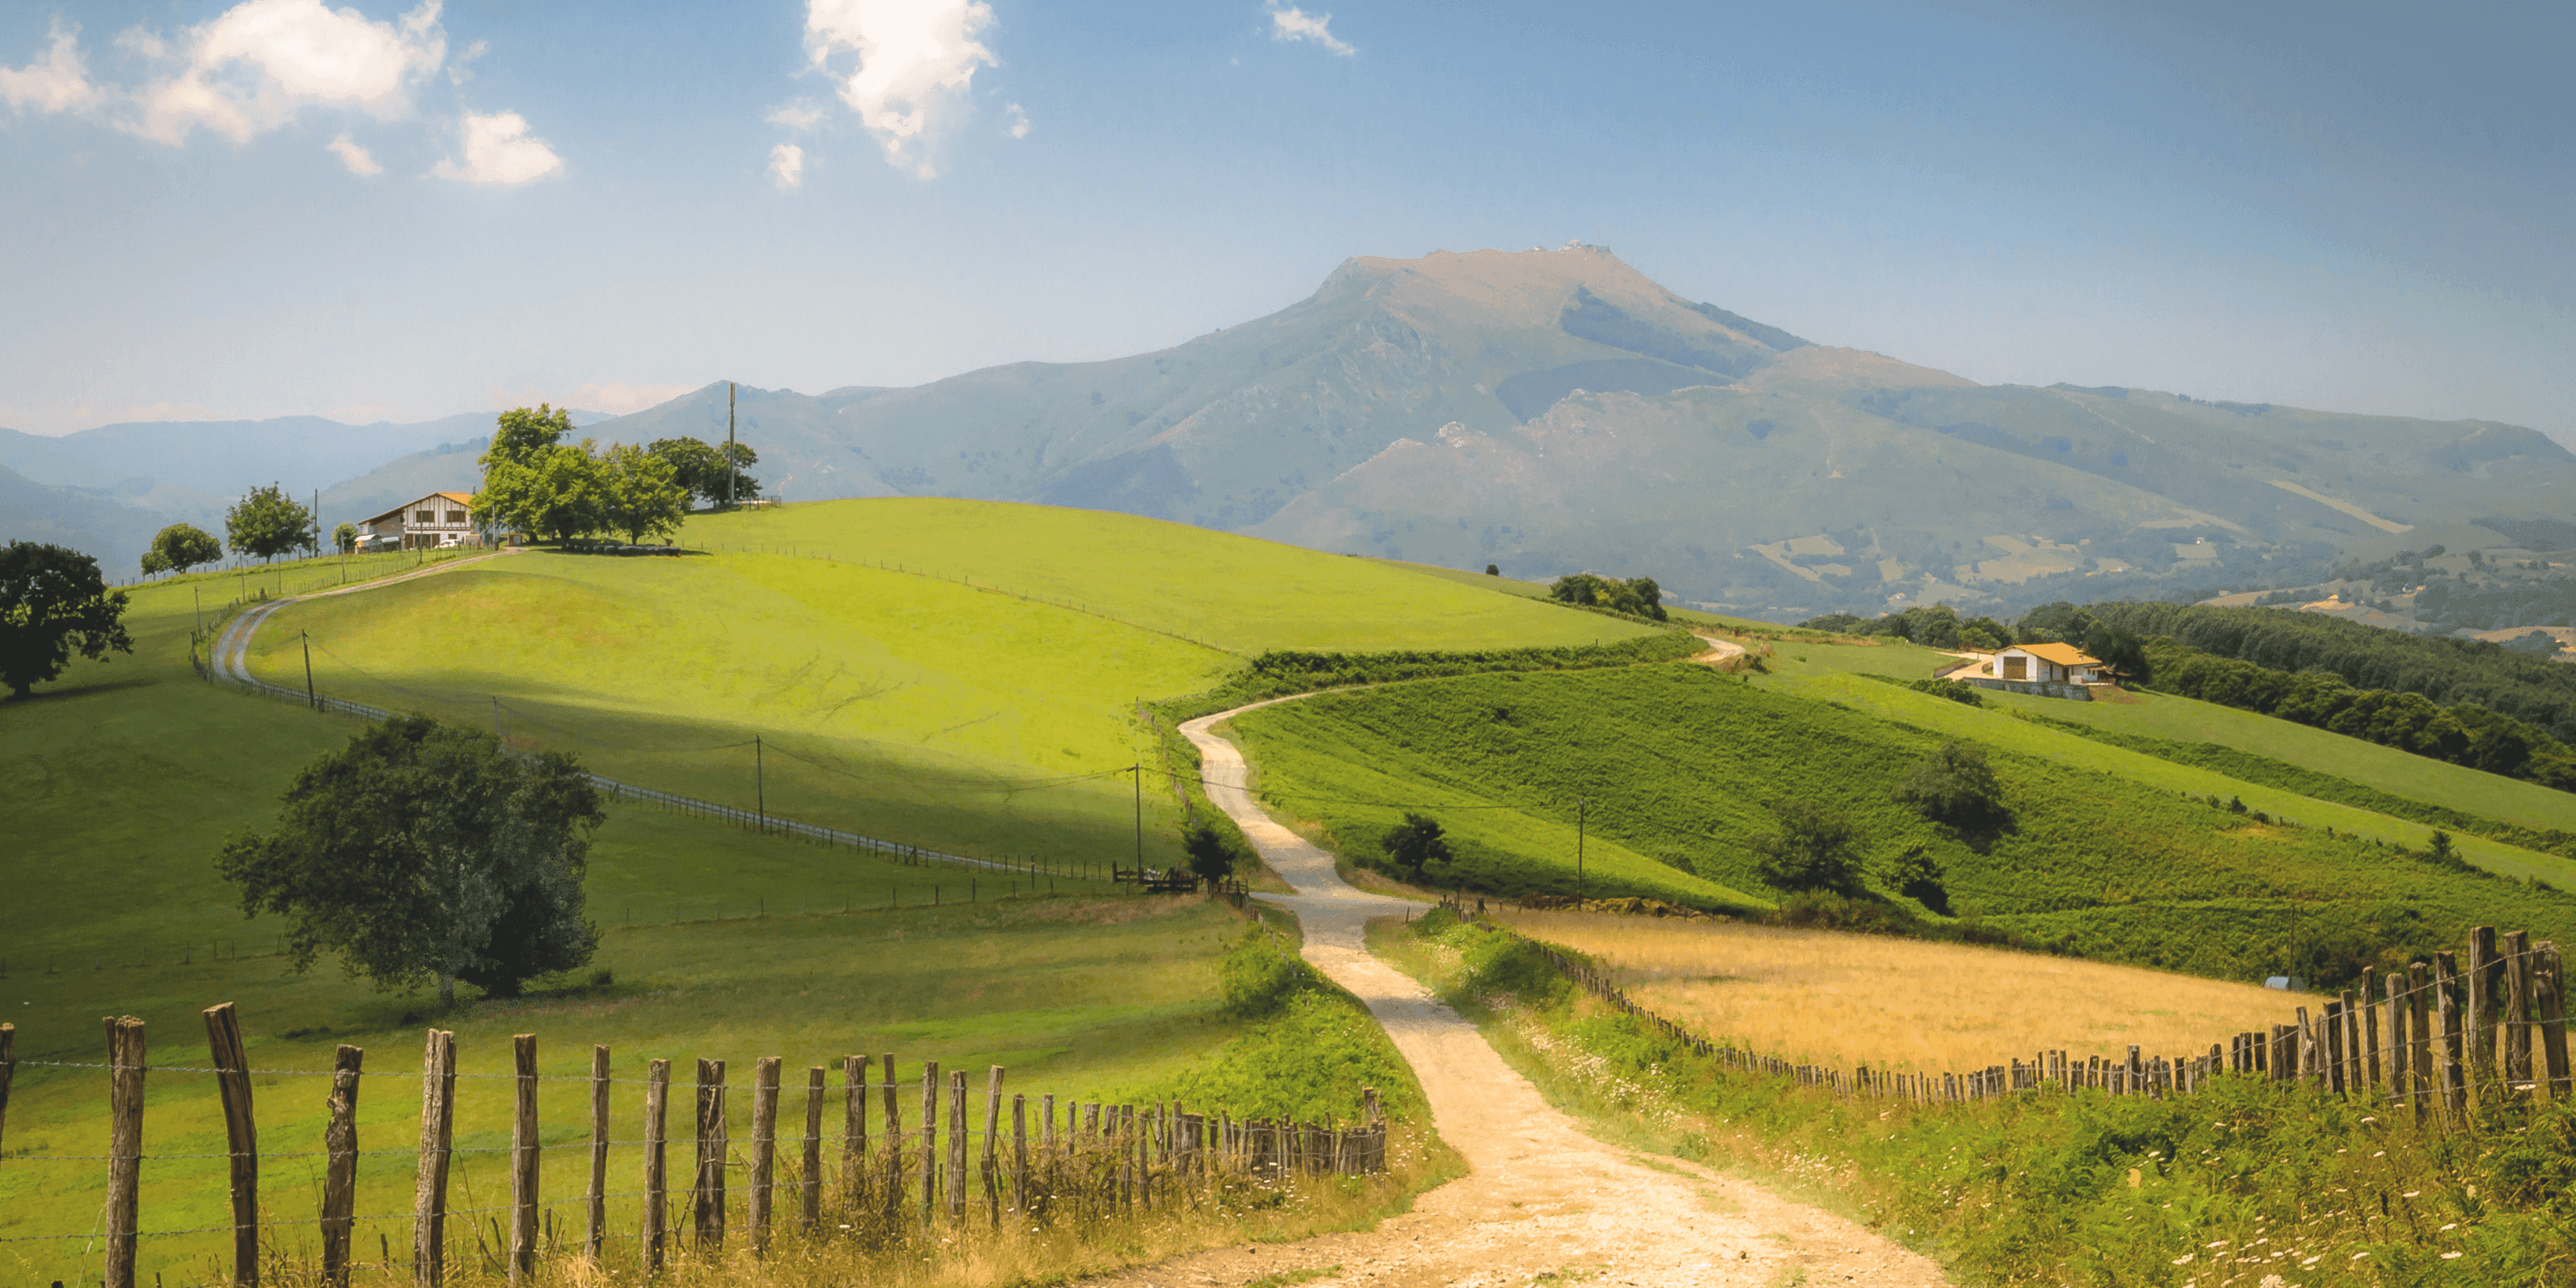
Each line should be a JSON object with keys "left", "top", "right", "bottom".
{"left": 1494, "top": 909, "right": 2317, "bottom": 1073}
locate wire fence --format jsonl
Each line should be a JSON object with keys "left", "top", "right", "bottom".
{"left": 0, "top": 1006, "right": 1391, "bottom": 1287}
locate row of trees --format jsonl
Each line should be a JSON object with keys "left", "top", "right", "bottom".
{"left": 1800, "top": 600, "right": 2150, "bottom": 682}
{"left": 474, "top": 405, "right": 760, "bottom": 546}
{"left": 1549, "top": 572, "right": 1668, "bottom": 621}
{"left": 139, "top": 483, "right": 321, "bottom": 578}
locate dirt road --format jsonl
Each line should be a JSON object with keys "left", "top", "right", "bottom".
{"left": 1087, "top": 705, "right": 1954, "bottom": 1288}
{"left": 211, "top": 549, "right": 517, "bottom": 685}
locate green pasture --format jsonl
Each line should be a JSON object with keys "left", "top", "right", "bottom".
{"left": 1371, "top": 557, "right": 1850, "bottom": 639}
{"left": 1755, "top": 665, "right": 2576, "bottom": 886}
{"left": 687, "top": 499, "right": 1658, "bottom": 654}
{"left": 0, "top": 895, "right": 1404, "bottom": 1287}
{"left": 1226, "top": 666, "right": 2576, "bottom": 978}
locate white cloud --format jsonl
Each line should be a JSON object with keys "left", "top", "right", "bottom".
{"left": 1003, "top": 101, "right": 1028, "bottom": 139}
{"left": 767, "top": 101, "right": 827, "bottom": 129}
{"left": 804, "top": 0, "right": 996, "bottom": 179}
{"left": 326, "top": 131, "right": 382, "bottom": 174}
{"left": 131, "top": 0, "right": 449, "bottom": 145}
{"left": 768, "top": 142, "right": 805, "bottom": 189}
{"left": 433, "top": 109, "right": 561, "bottom": 185}
{"left": 1268, "top": 4, "right": 1354, "bottom": 56}
{"left": 0, "top": 19, "right": 101, "bottom": 114}
{"left": 447, "top": 37, "right": 485, "bottom": 84}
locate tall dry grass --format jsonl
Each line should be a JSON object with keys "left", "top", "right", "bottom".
{"left": 1494, "top": 909, "right": 2315, "bottom": 1073}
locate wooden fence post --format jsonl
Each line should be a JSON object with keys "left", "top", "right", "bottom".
{"left": 321, "top": 1044, "right": 363, "bottom": 1287}
{"left": 2384, "top": 971, "right": 2410, "bottom": 1113}
{"left": 104, "top": 1015, "right": 146, "bottom": 1288}
{"left": 414, "top": 1029, "right": 456, "bottom": 1288}
{"left": 510, "top": 1034, "right": 539, "bottom": 1283}
{"left": 750, "top": 1056, "right": 780, "bottom": 1255}
{"left": 643, "top": 1059, "right": 669, "bottom": 1278}
{"left": 203, "top": 1003, "right": 260, "bottom": 1286}
{"left": 842, "top": 1055, "right": 867, "bottom": 1210}
{"left": 2437, "top": 952, "right": 2467, "bottom": 1119}
{"left": 921, "top": 1061, "right": 940, "bottom": 1222}
{"left": 1012, "top": 1094, "right": 1028, "bottom": 1213}
{"left": 0, "top": 1022, "right": 13, "bottom": 1151}
{"left": 587, "top": 1046, "right": 610, "bottom": 1261}
{"left": 947, "top": 1070, "right": 968, "bottom": 1219}
{"left": 982, "top": 1067, "right": 1005, "bottom": 1228}
{"left": 881, "top": 1055, "right": 903, "bottom": 1221}
{"left": 2468, "top": 926, "right": 2497, "bottom": 1101}
{"left": 2539, "top": 944, "right": 2572, "bottom": 1102}
{"left": 695, "top": 1058, "right": 727, "bottom": 1251}
{"left": 803, "top": 1065, "right": 825, "bottom": 1232}
{"left": 2504, "top": 929, "right": 2534, "bottom": 1096}
{"left": 2409, "top": 962, "right": 2435, "bottom": 1123}
{"left": 2362, "top": 988, "right": 2381, "bottom": 1093}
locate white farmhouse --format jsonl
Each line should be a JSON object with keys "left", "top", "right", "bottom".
{"left": 357, "top": 492, "right": 479, "bottom": 552}
{"left": 1992, "top": 642, "right": 2105, "bottom": 685}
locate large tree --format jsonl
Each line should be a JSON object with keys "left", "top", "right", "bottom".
{"left": 1181, "top": 818, "right": 1242, "bottom": 886}
{"left": 216, "top": 716, "right": 605, "bottom": 1006}
{"left": 599, "top": 441, "right": 688, "bottom": 543}
{"left": 1, "top": 541, "right": 133, "bottom": 699}
{"left": 1895, "top": 742, "right": 2006, "bottom": 827}
{"left": 227, "top": 483, "right": 313, "bottom": 562}
{"left": 1547, "top": 572, "right": 1668, "bottom": 621}
{"left": 648, "top": 437, "right": 761, "bottom": 508}
{"left": 478, "top": 441, "right": 606, "bottom": 544}
{"left": 140, "top": 523, "right": 224, "bottom": 577}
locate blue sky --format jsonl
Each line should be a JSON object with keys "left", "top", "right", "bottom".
{"left": 2, "top": 1, "right": 2568, "bottom": 441}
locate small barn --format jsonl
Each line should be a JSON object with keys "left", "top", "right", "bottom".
{"left": 358, "top": 492, "right": 479, "bottom": 551}
{"left": 1992, "top": 642, "right": 2104, "bottom": 686}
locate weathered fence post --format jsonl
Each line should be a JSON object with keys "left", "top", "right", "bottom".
{"left": 104, "top": 1015, "right": 146, "bottom": 1288}
{"left": 695, "top": 1058, "right": 728, "bottom": 1251}
{"left": 1012, "top": 1093, "right": 1029, "bottom": 1213}
{"left": 587, "top": 1045, "right": 610, "bottom": 1261}
{"left": 842, "top": 1055, "right": 868, "bottom": 1210}
{"left": 414, "top": 1029, "right": 456, "bottom": 1288}
{"left": 2539, "top": 943, "right": 2572, "bottom": 1102}
{"left": 947, "top": 1070, "right": 968, "bottom": 1219}
{"left": 983, "top": 1066, "right": 1005, "bottom": 1228}
{"left": 803, "top": 1065, "right": 825, "bottom": 1232}
{"left": 2409, "top": 962, "right": 2435, "bottom": 1123}
{"left": 643, "top": 1058, "right": 669, "bottom": 1278}
{"left": 2362, "top": 988, "right": 2381, "bottom": 1093}
{"left": 2437, "top": 952, "right": 2468, "bottom": 1118}
{"left": 0, "top": 1022, "right": 14, "bottom": 1151}
{"left": 750, "top": 1056, "right": 780, "bottom": 1254}
{"left": 920, "top": 1061, "right": 941, "bottom": 1220}
{"left": 2504, "top": 929, "right": 2534, "bottom": 1096}
{"left": 510, "top": 1035, "right": 540, "bottom": 1283}
{"left": 2384, "top": 971, "right": 2411, "bottom": 1113}
{"left": 321, "top": 1044, "right": 364, "bottom": 1287}
{"left": 203, "top": 1003, "right": 261, "bottom": 1286}
{"left": 2468, "top": 926, "right": 2497, "bottom": 1101}
{"left": 881, "top": 1055, "right": 904, "bottom": 1220}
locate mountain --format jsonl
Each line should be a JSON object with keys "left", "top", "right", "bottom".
{"left": 0, "top": 462, "right": 171, "bottom": 574}
{"left": 708, "top": 247, "right": 2574, "bottom": 619}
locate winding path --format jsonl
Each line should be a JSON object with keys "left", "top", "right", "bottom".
{"left": 1076, "top": 702, "right": 1951, "bottom": 1287}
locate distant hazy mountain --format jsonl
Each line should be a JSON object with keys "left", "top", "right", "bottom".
{"left": 686, "top": 247, "right": 2570, "bottom": 619}
{"left": 0, "top": 463, "right": 171, "bottom": 575}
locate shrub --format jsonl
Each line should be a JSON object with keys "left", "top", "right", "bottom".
{"left": 1895, "top": 742, "right": 2007, "bottom": 827}
{"left": 1908, "top": 677, "right": 1984, "bottom": 706}
{"left": 1749, "top": 802, "right": 1866, "bottom": 895}
{"left": 1219, "top": 929, "right": 1307, "bottom": 1017}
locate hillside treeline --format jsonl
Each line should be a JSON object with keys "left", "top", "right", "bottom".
{"left": 2086, "top": 602, "right": 2576, "bottom": 742}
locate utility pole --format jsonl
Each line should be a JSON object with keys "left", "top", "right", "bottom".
{"left": 756, "top": 735, "right": 765, "bottom": 834}
{"left": 300, "top": 630, "right": 317, "bottom": 710}
{"left": 727, "top": 382, "right": 736, "bottom": 509}
{"left": 1576, "top": 798, "right": 1588, "bottom": 906}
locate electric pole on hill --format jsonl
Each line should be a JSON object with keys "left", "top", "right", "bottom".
{"left": 727, "top": 382, "right": 736, "bottom": 508}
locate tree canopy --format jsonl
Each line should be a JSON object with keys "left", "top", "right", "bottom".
{"left": 1383, "top": 812, "right": 1454, "bottom": 879}
{"left": 648, "top": 437, "right": 761, "bottom": 508}
{"left": 332, "top": 523, "right": 359, "bottom": 555}
{"left": 215, "top": 716, "right": 604, "bottom": 1006}
{"left": 1181, "top": 818, "right": 1242, "bottom": 885}
{"left": 1748, "top": 802, "right": 1864, "bottom": 896}
{"left": 599, "top": 441, "right": 688, "bottom": 543}
{"left": 226, "top": 483, "right": 313, "bottom": 562}
{"left": 141, "top": 523, "right": 223, "bottom": 577}
{"left": 1548, "top": 572, "right": 1667, "bottom": 621}
{"left": 1895, "top": 741, "right": 2007, "bottom": 827}
{"left": 1, "top": 541, "right": 133, "bottom": 699}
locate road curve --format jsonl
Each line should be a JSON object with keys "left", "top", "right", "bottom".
{"left": 1087, "top": 702, "right": 1953, "bottom": 1288}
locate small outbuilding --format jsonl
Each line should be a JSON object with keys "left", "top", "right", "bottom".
{"left": 1992, "top": 642, "right": 2104, "bottom": 686}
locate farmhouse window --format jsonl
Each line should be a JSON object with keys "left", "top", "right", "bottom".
{"left": 415, "top": 510, "right": 435, "bottom": 523}
{"left": 2003, "top": 656, "right": 2026, "bottom": 680}
{"left": 446, "top": 511, "right": 467, "bottom": 524}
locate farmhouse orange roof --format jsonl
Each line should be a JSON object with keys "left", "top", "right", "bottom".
{"left": 2015, "top": 642, "right": 2100, "bottom": 666}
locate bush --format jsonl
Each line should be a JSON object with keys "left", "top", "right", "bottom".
{"left": 1772, "top": 891, "right": 1917, "bottom": 935}
{"left": 1749, "top": 802, "right": 1866, "bottom": 895}
{"left": 1895, "top": 742, "right": 2007, "bottom": 827}
{"left": 1219, "top": 929, "right": 1307, "bottom": 1017}
{"left": 1908, "top": 677, "right": 1984, "bottom": 706}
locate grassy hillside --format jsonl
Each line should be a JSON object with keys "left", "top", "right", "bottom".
{"left": 1228, "top": 665, "right": 2576, "bottom": 980}
{"left": 689, "top": 499, "right": 1660, "bottom": 654}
